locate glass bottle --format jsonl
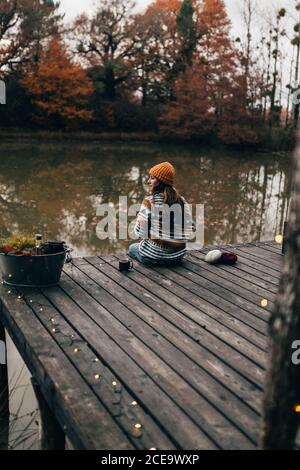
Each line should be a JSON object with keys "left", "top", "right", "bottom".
{"left": 35, "top": 234, "right": 42, "bottom": 254}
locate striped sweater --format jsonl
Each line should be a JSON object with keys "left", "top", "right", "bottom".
{"left": 134, "top": 193, "right": 194, "bottom": 261}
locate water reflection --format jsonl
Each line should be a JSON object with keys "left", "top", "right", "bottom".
{"left": 0, "top": 142, "right": 292, "bottom": 256}
{"left": 0, "top": 141, "right": 293, "bottom": 449}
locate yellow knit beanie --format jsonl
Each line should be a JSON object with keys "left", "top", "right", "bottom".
{"left": 149, "top": 162, "right": 175, "bottom": 186}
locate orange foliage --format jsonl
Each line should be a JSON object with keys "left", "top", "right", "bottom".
{"left": 21, "top": 37, "right": 93, "bottom": 128}
{"left": 160, "top": 62, "right": 214, "bottom": 138}
{"left": 160, "top": 0, "right": 257, "bottom": 144}
{"left": 200, "top": 0, "right": 232, "bottom": 34}
{"left": 146, "top": 0, "right": 182, "bottom": 15}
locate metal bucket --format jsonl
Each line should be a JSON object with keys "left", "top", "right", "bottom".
{"left": 0, "top": 250, "right": 67, "bottom": 287}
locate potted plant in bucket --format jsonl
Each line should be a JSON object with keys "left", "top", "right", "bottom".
{"left": 0, "top": 234, "right": 71, "bottom": 287}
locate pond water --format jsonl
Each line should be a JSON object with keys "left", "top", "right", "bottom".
{"left": 0, "top": 141, "right": 292, "bottom": 449}
{"left": 0, "top": 142, "right": 292, "bottom": 255}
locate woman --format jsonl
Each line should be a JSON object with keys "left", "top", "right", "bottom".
{"left": 128, "top": 161, "right": 193, "bottom": 266}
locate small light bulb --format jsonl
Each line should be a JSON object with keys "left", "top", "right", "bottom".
{"left": 94, "top": 358, "right": 99, "bottom": 363}
{"left": 29, "top": 300, "right": 33, "bottom": 303}
{"left": 275, "top": 234, "right": 283, "bottom": 244}
{"left": 149, "top": 448, "right": 157, "bottom": 451}
{"left": 134, "top": 423, "right": 142, "bottom": 430}
{"left": 74, "top": 348, "right": 79, "bottom": 353}
{"left": 52, "top": 328, "right": 56, "bottom": 333}
{"left": 261, "top": 299, "right": 268, "bottom": 308}
{"left": 94, "top": 374, "right": 100, "bottom": 380}
{"left": 131, "top": 401, "right": 138, "bottom": 406}
{"left": 40, "top": 308, "right": 43, "bottom": 312}
{"left": 7, "top": 290, "right": 11, "bottom": 294}
{"left": 112, "top": 381, "right": 117, "bottom": 387}
{"left": 295, "top": 404, "right": 300, "bottom": 413}
{"left": 17, "top": 295, "right": 22, "bottom": 300}
{"left": 8, "top": 274, "right": 12, "bottom": 278}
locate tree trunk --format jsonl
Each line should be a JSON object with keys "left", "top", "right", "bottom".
{"left": 269, "top": 35, "right": 279, "bottom": 128}
{"left": 293, "top": 41, "right": 300, "bottom": 127}
{"left": 293, "top": 9, "right": 300, "bottom": 128}
{"left": 0, "top": 321, "right": 9, "bottom": 450}
{"left": 263, "top": 30, "right": 272, "bottom": 123}
{"left": 286, "top": 47, "right": 295, "bottom": 129}
{"left": 260, "top": 132, "right": 300, "bottom": 449}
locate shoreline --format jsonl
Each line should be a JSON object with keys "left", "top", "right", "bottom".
{"left": 0, "top": 128, "right": 294, "bottom": 153}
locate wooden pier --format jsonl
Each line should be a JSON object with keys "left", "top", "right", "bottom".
{"left": 0, "top": 241, "right": 290, "bottom": 450}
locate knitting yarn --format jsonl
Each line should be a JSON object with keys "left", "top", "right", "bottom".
{"left": 205, "top": 250, "right": 223, "bottom": 264}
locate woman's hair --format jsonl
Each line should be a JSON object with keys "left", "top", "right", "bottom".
{"left": 152, "top": 181, "right": 185, "bottom": 207}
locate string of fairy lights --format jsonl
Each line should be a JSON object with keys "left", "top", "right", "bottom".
{"left": 1, "top": 279, "right": 158, "bottom": 450}
{"left": 1, "top": 233, "right": 300, "bottom": 448}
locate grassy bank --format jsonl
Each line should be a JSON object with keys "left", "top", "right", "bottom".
{"left": 0, "top": 129, "right": 160, "bottom": 144}
{"left": 0, "top": 127, "right": 295, "bottom": 152}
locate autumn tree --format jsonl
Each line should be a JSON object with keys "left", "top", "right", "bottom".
{"left": 141, "top": 0, "right": 184, "bottom": 101}
{"left": 237, "top": 0, "right": 261, "bottom": 115}
{"left": 132, "top": 11, "right": 169, "bottom": 106}
{"left": 242, "top": 0, "right": 256, "bottom": 83}
{"left": 254, "top": 26, "right": 276, "bottom": 124}
{"left": 0, "top": 0, "right": 62, "bottom": 78}
{"left": 131, "top": 0, "right": 182, "bottom": 106}
{"left": 176, "top": 0, "right": 197, "bottom": 67}
{"left": 268, "top": 8, "right": 286, "bottom": 127}
{"left": 159, "top": 62, "right": 213, "bottom": 139}
{"left": 160, "top": 0, "right": 252, "bottom": 143}
{"left": 146, "top": 0, "right": 182, "bottom": 37}
{"left": 73, "top": 0, "right": 137, "bottom": 101}
{"left": 21, "top": 37, "right": 93, "bottom": 128}
{"left": 198, "top": 0, "right": 237, "bottom": 118}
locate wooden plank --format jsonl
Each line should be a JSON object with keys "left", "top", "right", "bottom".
{"left": 260, "top": 244, "right": 285, "bottom": 255}
{"left": 200, "top": 248, "right": 280, "bottom": 286}
{"left": 82, "top": 257, "right": 266, "bottom": 379}
{"left": 215, "top": 249, "right": 282, "bottom": 278}
{"left": 0, "top": 285, "right": 133, "bottom": 450}
{"left": 263, "top": 245, "right": 286, "bottom": 258}
{"left": 105, "top": 255, "right": 264, "bottom": 414}
{"left": 191, "top": 251, "right": 279, "bottom": 295}
{"left": 229, "top": 243, "right": 283, "bottom": 262}
{"left": 0, "top": 241, "right": 282, "bottom": 450}
{"left": 97, "top": 257, "right": 266, "bottom": 367}
{"left": 241, "top": 243, "right": 283, "bottom": 257}
{"left": 218, "top": 241, "right": 282, "bottom": 261}
{"left": 147, "top": 259, "right": 270, "bottom": 333}
{"left": 182, "top": 255, "right": 275, "bottom": 315}
{"left": 68, "top": 258, "right": 264, "bottom": 412}
{"left": 115, "top": 254, "right": 268, "bottom": 346}
{"left": 185, "top": 252, "right": 277, "bottom": 303}
{"left": 63, "top": 261, "right": 257, "bottom": 449}
{"left": 226, "top": 245, "right": 282, "bottom": 269}
{"left": 46, "top": 270, "right": 218, "bottom": 450}
{"left": 233, "top": 247, "right": 283, "bottom": 271}
{"left": 24, "top": 287, "right": 174, "bottom": 451}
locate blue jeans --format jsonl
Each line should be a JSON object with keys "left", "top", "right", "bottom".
{"left": 128, "top": 243, "right": 183, "bottom": 267}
